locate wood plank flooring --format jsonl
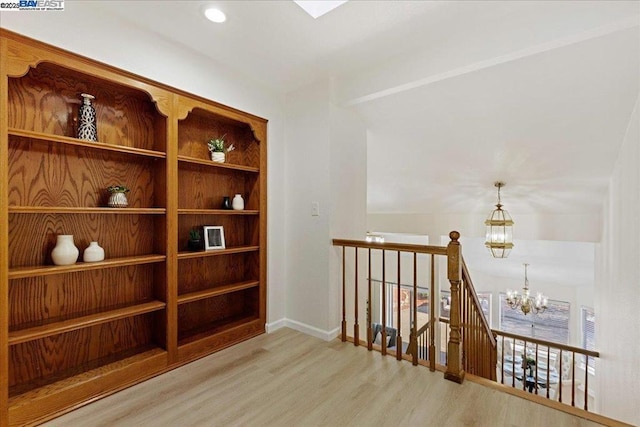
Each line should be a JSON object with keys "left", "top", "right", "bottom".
{"left": 44, "top": 328, "right": 603, "bottom": 426}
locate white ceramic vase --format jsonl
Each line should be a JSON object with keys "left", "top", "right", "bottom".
{"left": 211, "top": 152, "right": 225, "bottom": 163}
{"left": 83, "top": 241, "right": 105, "bottom": 262}
{"left": 232, "top": 194, "right": 244, "bottom": 210}
{"left": 108, "top": 192, "right": 128, "bottom": 208}
{"left": 51, "top": 235, "right": 79, "bottom": 266}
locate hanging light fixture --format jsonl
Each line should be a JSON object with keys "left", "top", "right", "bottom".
{"left": 505, "top": 263, "right": 548, "bottom": 316}
{"left": 485, "top": 181, "right": 514, "bottom": 258}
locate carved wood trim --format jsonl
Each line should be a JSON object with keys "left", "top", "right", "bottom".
{"left": 1, "top": 30, "right": 173, "bottom": 118}
{"left": 176, "top": 98, "right": 265, "bottom": 143}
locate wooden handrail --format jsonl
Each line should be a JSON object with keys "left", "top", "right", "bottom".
{"left": 405, "top": 321, "right": 429, "bottom": 356}
{"left": 331, "top": 239, "right": 447, "bottom": 255}
{"left": 493, "top": 329, "right": 600, "bottom": 358}
{"left": 415, "top": 321, "right": 430, "bottom": 337}
{"left": 461, "top": 258, "right": 496, "bottom": 347}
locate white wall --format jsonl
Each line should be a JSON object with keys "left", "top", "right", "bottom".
{"left": 0, "top": 9, "right": 288, "bottom": 325}
{"left": 283, "top": 80, "right": 367, "bottom": 338}
{"left": 283, "top": 80, "right": 332, "bottom": 335}
{"left": 367, "top": 212, "right": 601, "bottom": 243}
{"left": 329, "top": 103, "right": 368, "bottom": 330}
{"left": 596, "top": 95, "right": 640, "bottom": 425}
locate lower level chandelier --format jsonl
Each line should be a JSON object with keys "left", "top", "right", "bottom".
{"left": 505, "top": 263, "right": 548, "bottom": 315}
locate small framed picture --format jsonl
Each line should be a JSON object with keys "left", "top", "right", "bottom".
{"left": 203, "top": 226, "right": 225, "bottom": 250}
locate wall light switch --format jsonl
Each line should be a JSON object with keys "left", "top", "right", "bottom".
{"left": 311, "top": 202, "right": 320, "bottom": 216}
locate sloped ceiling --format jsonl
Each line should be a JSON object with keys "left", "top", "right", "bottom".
{"left": 364, "top": 26, "right": 639, "bottom": 214}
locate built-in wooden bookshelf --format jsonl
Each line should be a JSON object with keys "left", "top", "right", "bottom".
{"left": 0, "top": 29, "right": 267, "bottom": 426}
{"left": 175, "top": 98, "right": 265, "bottom": 363}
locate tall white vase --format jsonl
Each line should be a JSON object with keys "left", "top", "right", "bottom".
{"left": 51, "top": 235, "right": 79, "bottom": 266}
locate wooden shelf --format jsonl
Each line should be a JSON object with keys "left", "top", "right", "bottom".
{"left": 9, "top": 300, "right": 166, "bottom": 345}
{"left": 178, "top": 315, "right": 259, "bottom": 347}
{"left": 177, "top": 246, "right": 259, "bottom": 259}
{"left": 8, "top": 128, "right": 166, "bottom": 159}
{"left": 8, "top": 346, "right": 167, "bottom": 425}
{"left": 178, "top": 209, "right": 259, "bottom": 215}
{"left": 178, "top": 280, "right": 260, "bottom": 305}
{"left": 9, "top": 206, "right": 166, "bottom": 214}
{"left": 9, "top": 254, "right": 166, "bottom": 279}
{"left": 176, "top": 318, "right": 263, "bottom": 363}
{"left": 178, "top": 154, "right": 259, "bottom": 173}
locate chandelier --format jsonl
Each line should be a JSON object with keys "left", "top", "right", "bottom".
{"left": 506, "top": 263, "right": 548, "bottom": 315}
{"left": 485, "top": 182, "right": 514, "bottom": 258}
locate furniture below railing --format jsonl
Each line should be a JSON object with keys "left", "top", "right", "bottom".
{"left": 333, "top": 231, "right": 496, "bottom": 383}
{"left": 494, "top": 330, "right": 599, "bottom": 412}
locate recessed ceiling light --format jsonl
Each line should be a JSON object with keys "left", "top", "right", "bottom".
{"left": 204, "top": 7, "right": 226, "bottom": 23}
{"left": 294, "top": 0, "right": 348, "bottom": 19}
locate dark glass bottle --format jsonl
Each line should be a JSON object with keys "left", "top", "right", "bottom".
{"left": 222, "top": 196, "right": 231, "bottom": 209}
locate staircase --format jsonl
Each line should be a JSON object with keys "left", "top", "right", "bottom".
{"left": 332, "top": 231, "right": 609, "bottom": 423}
{"left": 332, "top": 231, "right": 497, "bottom": 383}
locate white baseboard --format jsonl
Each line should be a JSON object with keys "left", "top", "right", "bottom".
{"left": 266, "top": 318, "right": 340, "bottom": 342}
{"left": 265, "top": 318, "right": 287, "bottom": 333}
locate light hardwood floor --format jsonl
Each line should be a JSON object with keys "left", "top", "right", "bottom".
{"left": 44, "top": 328, "right": 603, "bottom": 427}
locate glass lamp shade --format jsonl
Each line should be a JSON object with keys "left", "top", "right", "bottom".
{"left": 484, "top": 205, "right": 514, "bottom": 258}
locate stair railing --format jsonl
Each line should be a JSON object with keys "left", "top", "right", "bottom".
{"left": 405, "top": 320, "right": 430, "bottom": 363}
{"left": 494, "top": 330, "right": 599, "bottom": 412}
{"left": 460, "top": 256, "right": 498, "bottom": 380}
{"left": 332, "top": 231, "right": 496, "bottom": 382}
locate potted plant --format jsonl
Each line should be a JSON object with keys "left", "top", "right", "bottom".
{"left": 525, "top": 356, "right": 536, "bottom": 375}
{"left": 188, "top": 228, "right": 202, "bottom": 251}
{"left": 107, "top": 185, "right": 130, "bottom": 208}
{"left": 207, "top": 134, "right": 235, "bottom": 163}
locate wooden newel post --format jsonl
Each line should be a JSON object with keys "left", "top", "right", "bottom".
{"left": 444, "top": 231, "right": 465, "bottom": 384}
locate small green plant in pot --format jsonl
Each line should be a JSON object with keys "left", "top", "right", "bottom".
{"left": 188, "top": 228, "right": 202, "bottom": 251}
{"left": 207, "top": 134, "right": 234, "bottom": 163}
{"left": 107, "top": 185, "right": 130, "bottom": 208}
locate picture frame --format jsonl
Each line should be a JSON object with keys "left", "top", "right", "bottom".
{"left": 203, "top": 226, "right": 225, "bottom": 250}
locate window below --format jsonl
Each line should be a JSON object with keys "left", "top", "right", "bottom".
{"left": 499, "top": 293, "right": 570, "bottom": 345}
{"left": 581, "top": 306, "right": 596, "bottom": 373}
{"left": 441, "top": 291, "right": 491, "bottom": 324}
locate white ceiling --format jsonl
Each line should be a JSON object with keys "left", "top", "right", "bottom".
{"left": 91, "top": 0, "right": 443, "bottom": 92}
{"left": 365, "top": 26, "right": 640, "bottom": 214}
{"left": 4, "top": 1, "right": 639, "bottom": 218}
{"left": 458, "top": 237, "right": 595, "bottom": 290}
